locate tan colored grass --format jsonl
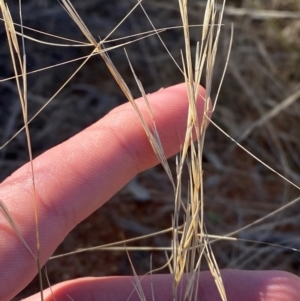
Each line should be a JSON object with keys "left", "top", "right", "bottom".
{"left": 0, "top": 0, "right": 44, "bottom": 299}
{"left": 59, "top": 0, "right": 229, "bottom": 299}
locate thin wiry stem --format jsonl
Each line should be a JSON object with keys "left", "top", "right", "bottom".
{"left": 0, "top": 0, "right": 44, "bottom": 299}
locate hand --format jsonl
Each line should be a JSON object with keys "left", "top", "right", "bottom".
{"left": 0, "top": 84, "right": 299, "bottom": 301}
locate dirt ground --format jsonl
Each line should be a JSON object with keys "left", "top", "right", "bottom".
{"left": 1, "top": 0, "right": 300, "bottom": 299}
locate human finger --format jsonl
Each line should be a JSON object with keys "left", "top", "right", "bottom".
{"left": 0, "top": 83, "right": 206, "bottom": 300}
{"left": 25, "top": 270, "right": 300, "bottom": 301}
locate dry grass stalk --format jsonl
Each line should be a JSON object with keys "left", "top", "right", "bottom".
{"left": 60, "top": 0, "right": 175, "bottom": 185}
{"left": 58, "top": 0, "right": 229, "bottom": 299}
{"left": 167, "top": 0, "right": 228, "bottom": 300}
{"left": 0, "top": 0, "right": 44, "bottom": 299}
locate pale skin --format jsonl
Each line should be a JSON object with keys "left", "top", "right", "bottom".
{"left": 0, "top": 84, "right": 299, "bottom": 301}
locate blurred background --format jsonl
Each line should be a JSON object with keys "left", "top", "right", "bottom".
{"left": 1, "top": 0, "right": 300, "bottom": 299}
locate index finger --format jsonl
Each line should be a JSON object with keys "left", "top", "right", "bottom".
{"left": 0, "top": 83, "right": 206, "bottom": 300}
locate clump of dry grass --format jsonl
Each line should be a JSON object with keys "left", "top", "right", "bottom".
{"left": 56, "top": 0, "right": 229, "bottom": 299}
{"left": 1, "top": 0, "right": 300, "bottom": 301}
